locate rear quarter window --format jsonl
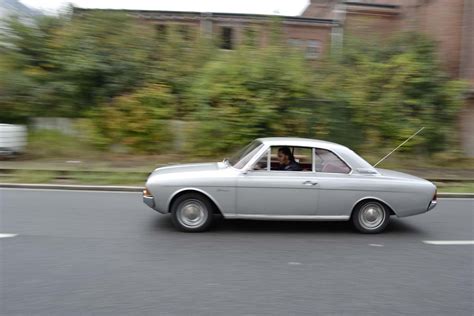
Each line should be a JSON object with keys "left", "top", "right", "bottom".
{"left": 314, "top": 148, "right": 351, "bottom": 174}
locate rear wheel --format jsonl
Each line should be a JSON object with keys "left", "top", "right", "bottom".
{"left": 352, "top": 201, "right": 390, "bottom": 234}
{"left": 171, "top": 193, "right": 214, "bottom": 232}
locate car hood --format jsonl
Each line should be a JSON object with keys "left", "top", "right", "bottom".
{"left": 152, "top": 162, "right": 223, "bottom": 176}
{"left": 375, "top": 168, "right": 428, "bottom": 182}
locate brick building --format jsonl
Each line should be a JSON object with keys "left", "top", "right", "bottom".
{"left": 76, "top": 0, "right": 474, "bottom": 155}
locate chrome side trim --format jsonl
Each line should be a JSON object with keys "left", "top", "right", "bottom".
{"left": 224, "top": 214, "right": 350, "bottom": 221}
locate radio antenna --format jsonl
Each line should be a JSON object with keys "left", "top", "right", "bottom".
{"left": 373, "top": 127, "right": 425, "bottom": 167}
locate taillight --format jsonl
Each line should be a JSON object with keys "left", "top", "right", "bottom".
{"left": 432, "top": 189, "right": 437, "bottom": 201}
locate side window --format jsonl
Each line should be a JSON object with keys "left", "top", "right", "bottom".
{"left": 314, "top": 148, "right": 351, "bottom": 174}
{"left": 252, "top": 149, "right": 269, "bottom": 171}
{"left": 270, "top": 146, "right": 312, "bottom": 171}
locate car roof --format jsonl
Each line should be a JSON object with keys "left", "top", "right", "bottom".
{"left": 255, "top": 137, "right": 375, "bottom": 170}
{"left": 256, "top": 137, "right": 343, "bottom": 150}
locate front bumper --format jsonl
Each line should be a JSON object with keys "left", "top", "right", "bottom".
{"left": 427, "top": 200, "right": 437, "bottom": 211}
{"left": 143, "top": 195, "right": 155, "bottom": 209}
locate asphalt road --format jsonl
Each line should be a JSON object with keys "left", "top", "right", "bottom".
{"left": 1, "top": 189, "right": 473, "bottom": 316}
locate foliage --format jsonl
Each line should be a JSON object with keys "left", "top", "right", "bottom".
{"left": 0, "top": 13, "right": 467, "bottom": 156}
{"left": 315, "top": 33, "right": 467, "bottom": 153}
{"left": 7, "top": 170, "right": 58, "bottom": 183}
{"left": 187, "top": 44, "right": 316, "bottom": 155}
{"left": 151, "top": 25, "right": 217, "bottom": 116}
{"left": 80, "top": 84, "right": 176, "bottom": 153}
{"left": 26, "top": 129, "right": 96, "bottom": 159}
{"left": 51, "top": 12, "right": 156, "bottom": 111}
{"left": 0, "top": 15, "right": 65, "bottom": 122}
{"left": 0, "top": 12, "right": 155, "bottom": 121}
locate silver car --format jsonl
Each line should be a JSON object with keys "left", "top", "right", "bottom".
{"left": 143, "top": 137, "right": 437, "bottom": 233}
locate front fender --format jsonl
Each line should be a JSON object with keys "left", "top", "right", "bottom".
{"left": 166, "top": 187, "right": 226, "bottom": 214}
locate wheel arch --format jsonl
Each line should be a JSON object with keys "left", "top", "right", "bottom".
{"left": 167, "top": 188, "right": 223, "bottom": 215}
{"left": 351, "top": 197, "right": 397, "bottom": 217}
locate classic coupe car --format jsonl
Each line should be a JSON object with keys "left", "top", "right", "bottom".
{"left": 143, "top": 137, "right": 437, "bottom": 233}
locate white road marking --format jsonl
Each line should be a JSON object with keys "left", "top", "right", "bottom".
{"left": 0, "top": 233, "right": 18, "bottom": 238}
{"left": 423, "top": 240, "right": 474, "bottom": 245}
{"left": 369, "top": 243, "right": 384, "bottom": 247}
{"left": 288, "top": 262, "right": 302, "bottom": 265}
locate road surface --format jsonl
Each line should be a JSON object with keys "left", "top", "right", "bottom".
{"left": 1, "top": 189, "right": 473, "bottom": 315}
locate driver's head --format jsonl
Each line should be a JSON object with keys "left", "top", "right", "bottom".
{"left": 277, "top": 147, "right": 293, "bottom": 165}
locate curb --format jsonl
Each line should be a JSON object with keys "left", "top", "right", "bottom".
{"left": 0, "top": 183, "right": 143, "bottom": 192}
{"left": 1, "top": 183, "right": 473, "bottom": 198}
{"left": 437, "top": 192, "right": 474, "bottom": 199}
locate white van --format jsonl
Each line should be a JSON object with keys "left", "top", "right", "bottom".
{"left": 0, "top": 124, "right": 27, "bottom": 155}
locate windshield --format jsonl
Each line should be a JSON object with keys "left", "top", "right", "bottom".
{"left": 228, "top": 140, "right": 263, "bottom": 169}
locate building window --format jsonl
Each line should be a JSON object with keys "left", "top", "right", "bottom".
{"left": 220, "top": 27, "right": 233, "bottom": 50}
{"left": 288, "top": 38, "right": 303, "bottom": 48}
{"left": 155, "top": 24, "right": 167, "bottom": 39}
{"left": 177, "top": 25, "right": 193, "bottom": 41}
{"left": 306, "top": 40, "right": 321, "bottom": 59}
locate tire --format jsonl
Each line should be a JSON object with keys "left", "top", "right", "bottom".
{"left": 352, "top": 201, "right": 390, "bottom": 234}
{"left": 170, "top": 193, "right": 214, "bottom": 232}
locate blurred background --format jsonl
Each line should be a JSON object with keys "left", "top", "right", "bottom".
{"left": 0, "top": 0, "right": 473, "bottom": 190}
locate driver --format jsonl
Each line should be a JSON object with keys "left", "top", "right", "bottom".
{"left": 277, "top": 147, "right": 303, "bottom": 171}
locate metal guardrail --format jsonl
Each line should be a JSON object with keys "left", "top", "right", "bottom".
{"left": 0, "top": 168, "right": 473, "bottom": 183}
{"left": 0, "top": 183, "right": 143, "bottom": 192}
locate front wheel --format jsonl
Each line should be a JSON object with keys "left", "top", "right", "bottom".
{"left": 352, "top": 201, "right": 390, "bottom": 234}
{"left": 170, "top": 193, "right": 214, "bottom": 232}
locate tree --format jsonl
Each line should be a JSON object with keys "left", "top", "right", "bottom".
{"left": 81, "top": 84, "right": 176, "bottom": 153}
{"left": 187, "top": 43, "right": 315, "bottom": 155}
{"left": 0, "top": 11, "right": 156, "bottom": 121}
{"left": 0, "top": 15, "right": 65, "bottom": 122}
{"left": 315, "top": 33, "right": 466, "bottom": 153}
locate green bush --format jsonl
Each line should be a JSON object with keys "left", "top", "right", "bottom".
{"left": 1, "top": 12, "right": 467, "bottom": 158}
{"left": 0, "top": 12, "right": 156, "bottom": 120}
{"left": 27, "top": 129, "right": 98, "bottom": 159}
{"left": 186, "top": 45, "right": 316, "bottom": 155}
{"left": 316, "top": 33, "right": 467, "bottom": 153}
{"left": 82, "top": 84, "right": 176, "bottom": 153}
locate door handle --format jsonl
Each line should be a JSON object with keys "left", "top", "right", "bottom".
{"left": 302, "top": 180, "right": 318, "bottom": 186}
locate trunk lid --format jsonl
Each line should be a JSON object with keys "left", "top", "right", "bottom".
{"left": 375, "top": 168, "right": 427, "bottom": 181}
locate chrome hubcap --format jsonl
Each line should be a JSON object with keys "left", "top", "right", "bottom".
{"left": 177, "top": 199, "right": 208, "bottom": 228}
{"left": 359, "top": 203, "right": 385, "bottom": 230}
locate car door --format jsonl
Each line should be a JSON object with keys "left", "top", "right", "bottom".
{"left": 235, "top": 146, "right": 320, "bottom": 216}
{"left": 313, "top": 148, "right": 354, "bottom": 216}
